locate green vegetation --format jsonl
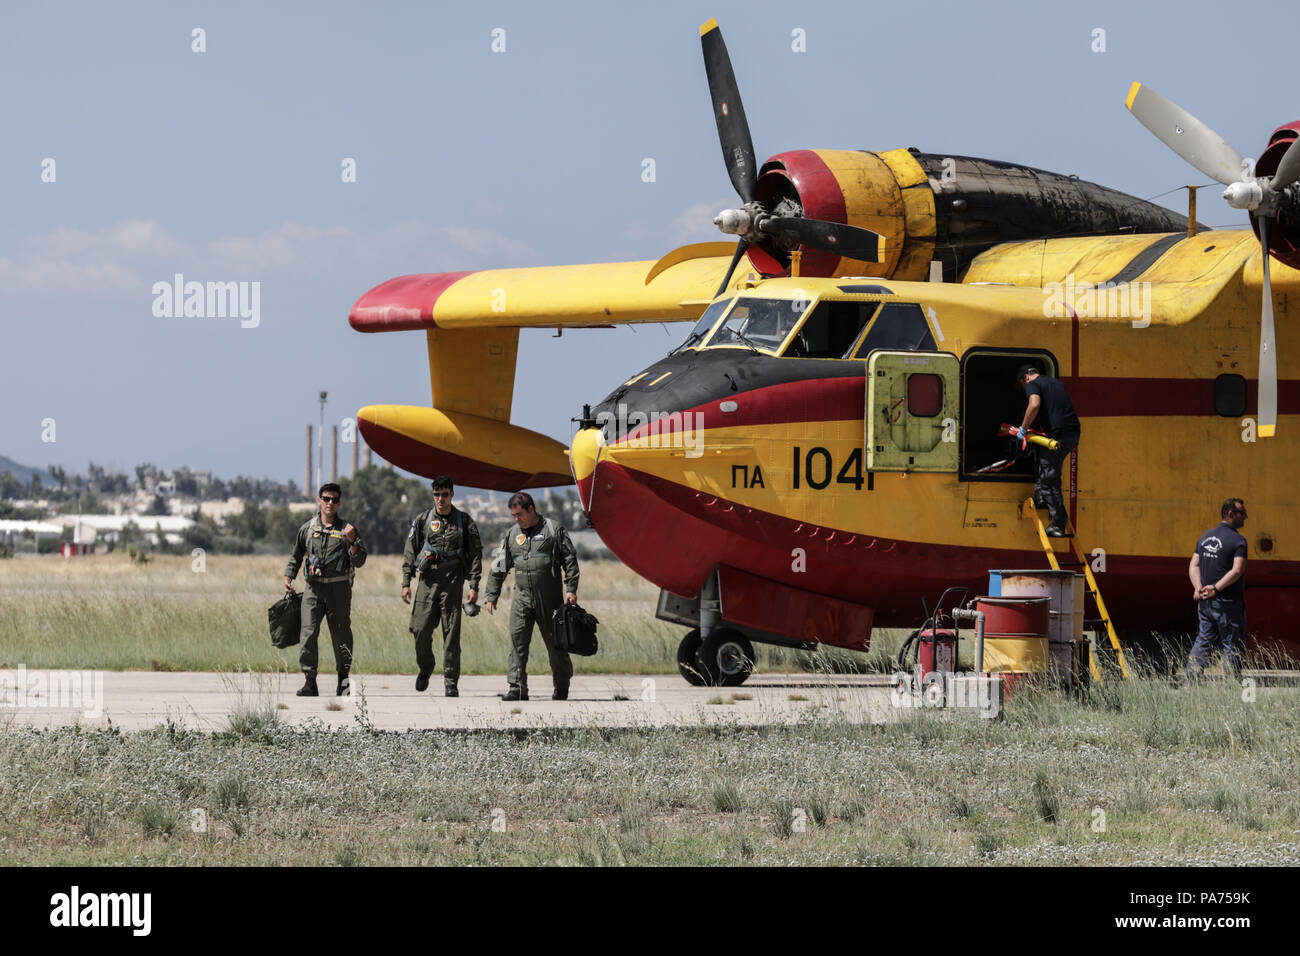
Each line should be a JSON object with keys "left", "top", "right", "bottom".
{"left": 335, "top": 467, "right": 440, "bottom": 555}
{"left": 4, "top": 541, "right": 1298, "bottom": 865}
{"left": 710, "top": 779, "right": 745, "bottom": 813}
{"left": 1, "top": 674, "right": 1294, "bottom": 865}
{"left": 3, "top": 461, "right": 299, "bottom": 509}
{"left": 2, "top": 554, "right": 1277, "bottom": 677}
{"left": 0, "top": 554, "right": 916, "bottom": 675}
{"left": 5, "top": 459, "right": 590, "bottom": 558}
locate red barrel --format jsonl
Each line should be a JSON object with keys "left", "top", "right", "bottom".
{"left": 978, "top": 596, "right": 1050, "bottom": 636}
{"left": 975, "top": 596, "right": 1051, "bottom": 674}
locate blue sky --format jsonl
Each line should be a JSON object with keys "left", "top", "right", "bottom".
{"left": 3, "top": 0, "right": 1296, "bottom": 486}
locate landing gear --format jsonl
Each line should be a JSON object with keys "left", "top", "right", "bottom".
{"left": 676, "top": 629, "right": 708, "bottom": 686}
{"left": 677, "top": 628, "right": 756, "bottom": 686}
{"left": 696, "top": 628, "right": 755, "bottom": 687}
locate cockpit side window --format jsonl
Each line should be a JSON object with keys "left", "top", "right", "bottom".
{"left": 707, "top": 297, "right": 806, "bottom": 353}
{"left": 671, "top": 298, "right": 733, "bottom": 354}
{"left": 784, "top": 301, "right": 879, "bottom": 358}
{"left": 852, "top": 302, "right": 937, "bottom": 357}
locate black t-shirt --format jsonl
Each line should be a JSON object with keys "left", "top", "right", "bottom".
{"left": 1024, "top": 375, "right": 1081, "bottom": 438}
{"left": 1195, "top": 523, "right": 1248, "bottom": 603}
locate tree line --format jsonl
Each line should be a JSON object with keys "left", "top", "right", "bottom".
{"left": 2, "top": 462, "right": 587, "bottom": 557}
{"left": 0, "top": 462, "right": 300, "bottom": 509}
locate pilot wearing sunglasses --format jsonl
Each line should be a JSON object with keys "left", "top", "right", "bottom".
{"left": 283, "top": 482, "right": 366, "bottom": 697}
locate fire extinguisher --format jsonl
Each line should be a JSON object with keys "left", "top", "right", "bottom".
{"left": 898, "top": 587, "right": 967, "bottom": 705}
{"left": 918, "top": 627, "right": 958, "bottom": 679}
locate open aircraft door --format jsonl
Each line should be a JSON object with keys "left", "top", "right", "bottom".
{"left": 866, "top": 350, "right": 960, "bottom": 472}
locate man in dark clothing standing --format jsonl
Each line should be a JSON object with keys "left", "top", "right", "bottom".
{"left": 1016, "top": 364, "right": 1081, "bottom": 537}
{"left": 401, "top": 476, "right": 482, "bottom": 698}
{"left": 1187, "top": 498, "right": 1249, "bottom": 680}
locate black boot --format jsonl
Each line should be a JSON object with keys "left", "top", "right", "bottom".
{"left": 415, "top": 668, "right": 432, "bottom": 692}
{"left": 498, "top": 686, "right": 528, "bottom": 701}
{"left": 296, "top": 674, "right": 318, "bottom": 697}
{"left": 336, "top": 675, "right": 351, "bottom": 697}
{"left": 552, "top": 686, "right": 569, "bottom": 701}
{"left": 444, "top": 685, "right": 459, "bottom": 698}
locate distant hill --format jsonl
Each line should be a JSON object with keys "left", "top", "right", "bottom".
{"left": 0, "top": 455, "right": 54, "bottom": 489}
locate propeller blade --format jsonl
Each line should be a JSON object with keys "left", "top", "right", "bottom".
{"left": 1124, "top": 82, "right": 1246, "bottom": 186}
{"left": 1270, "top": 135, "right": 1300, "bottom": 191}
{"left": 700, "top": 19, "right": 757, "bottom": 204}
{"left": 759, "top": 217, "right": 886, "bottom": 263}
{"left": 1258, "top": 216, "right": 1277, "bottom": 437}
{"left": 714, "top": 240, "right": 750, "bottom": 298}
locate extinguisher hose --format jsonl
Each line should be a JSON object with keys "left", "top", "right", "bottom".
{"left": 897, "top": 629, "right": 921, "bottom": 671}
{"left": 902, "top": 585, "right": 970, "bottom": 672}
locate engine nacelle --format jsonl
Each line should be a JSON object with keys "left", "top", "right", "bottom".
{"left": 1249, "top": 122, "right": 1300, "bottom": 270}
{"left": 744, "top": 148, "right": 1192, "bottom": 282}
{"left": 749, "top": 149, "right": 920, "bottom": 279}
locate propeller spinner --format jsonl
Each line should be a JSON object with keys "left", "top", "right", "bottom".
{"left": 700, "top": 19, "right": 885, "bottom": 297}
{"left": 1126, "top": 82, "right": 1300, "bottom": 437}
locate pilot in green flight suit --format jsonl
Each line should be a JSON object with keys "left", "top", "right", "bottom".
{"left": 483, "top": 492, "right": 580, "bottom": 701}
{"left": 401, "top": 476, "right": 483, "bottom": 697}
{"left": 283, "top": 482, "right": 366, "bottom": 697}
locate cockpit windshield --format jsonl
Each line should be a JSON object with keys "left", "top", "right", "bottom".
{"left": 706, "top": 297, "right": 807, "bottom": 353}
{"left": 670, "top": 298, "right": 732, "bottom": 354}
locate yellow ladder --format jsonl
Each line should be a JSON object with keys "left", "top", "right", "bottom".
{"left": 1020, "top": 498, "right": 1131, "bottom": 680}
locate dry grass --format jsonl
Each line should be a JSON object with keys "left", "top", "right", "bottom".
{"left": 0, "top": 669, "right": 1296, "bottom": 865}
{"left": 0, "top": 555, "right": 686, "bottom": 674}
{"left": 0, "top": 554, "right": 919, "bottom": 676}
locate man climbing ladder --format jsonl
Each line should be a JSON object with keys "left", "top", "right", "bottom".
{"left": 1015, "top": 364, "right": 1081, "bottom": 537}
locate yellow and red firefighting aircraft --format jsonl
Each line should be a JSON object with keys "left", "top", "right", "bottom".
{"left": 350, "top": 20, "right": 1300, "bottom": 683}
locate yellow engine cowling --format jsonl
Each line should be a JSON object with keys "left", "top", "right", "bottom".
{"left": 751, "top": 148, "right": 933, "bottom": 281}
{"left": 747, "top": 148, "right": 1192, "bottom": 282}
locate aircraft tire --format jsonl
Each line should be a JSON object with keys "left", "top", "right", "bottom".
{"left": 677, "top": 629, "right": 708, "bottom": 686}
{"left": 697, "top": 628, "right": 756, "bottom": 687}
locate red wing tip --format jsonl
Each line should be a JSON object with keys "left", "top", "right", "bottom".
{"left": 348, "top": 271, "right": 478, "bottom": 332}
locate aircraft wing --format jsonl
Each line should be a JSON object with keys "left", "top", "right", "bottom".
{"left": 349, "top": 245, "right": 740, "bottom": 489}
{"left": 349, "top": 245, "right": 739, "bottom": 333}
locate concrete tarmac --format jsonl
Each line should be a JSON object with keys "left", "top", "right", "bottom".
{"left": 0, "top": 671, "right": 900, "bottom": 732}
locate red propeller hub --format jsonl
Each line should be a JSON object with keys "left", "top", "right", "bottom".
{"left": 748, "top": 150, "right": 850, "bottom": 278}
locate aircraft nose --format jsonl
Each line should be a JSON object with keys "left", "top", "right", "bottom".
{"left": 570, "top": 426, "right": 605, "bottom": 512}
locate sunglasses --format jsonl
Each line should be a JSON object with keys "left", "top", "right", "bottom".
{"left": 320, "top": 496, "right": 340, "bottom": 504}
